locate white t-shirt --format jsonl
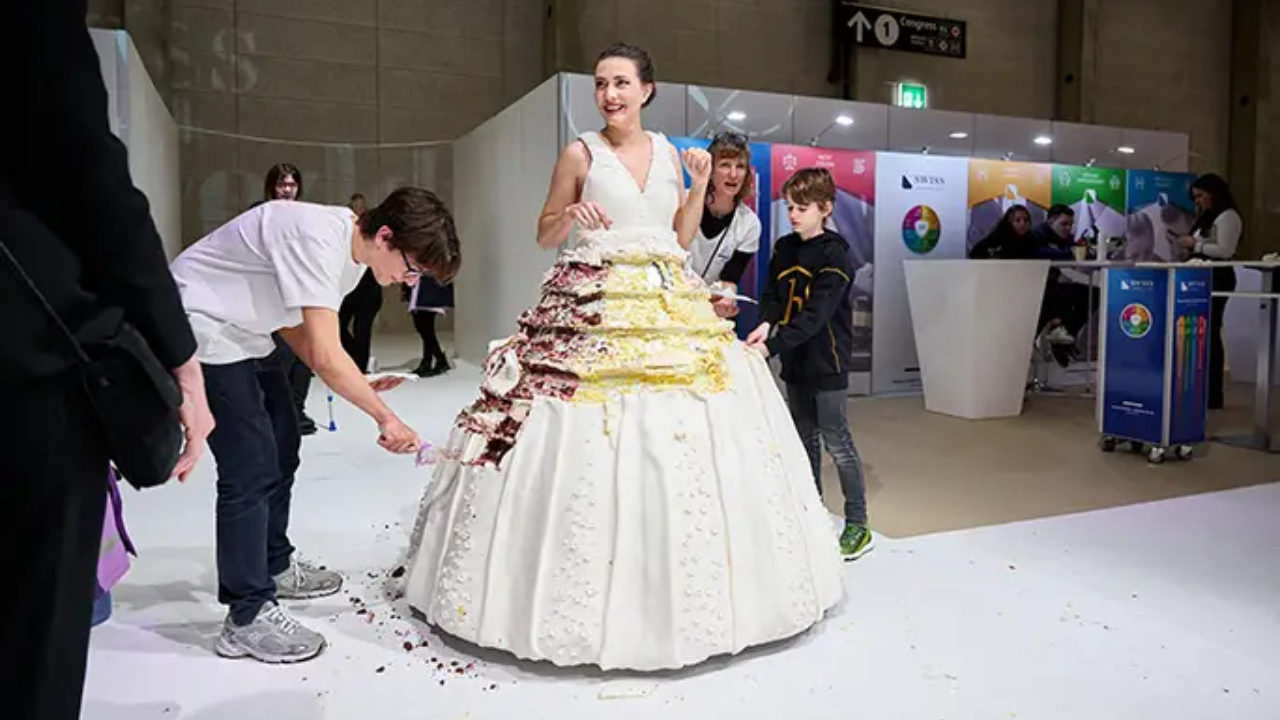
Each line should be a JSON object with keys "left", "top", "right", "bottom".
{"left": 687, "top": 203, "right": 762, "bottom": 284}
{"left": 171, "top": 201, "right": 367, "bottom": 365}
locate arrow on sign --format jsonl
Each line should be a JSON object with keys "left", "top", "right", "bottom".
{"left": 847, "top": 10, "right": 872, "bottom": 41}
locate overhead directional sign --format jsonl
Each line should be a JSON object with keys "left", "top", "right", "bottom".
{"left": 839, "top": 3, "right": 967, "bottom": 59}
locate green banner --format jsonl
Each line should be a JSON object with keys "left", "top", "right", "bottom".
{"left": 1050, "top": 165, "right": 1126, "bottom": 209}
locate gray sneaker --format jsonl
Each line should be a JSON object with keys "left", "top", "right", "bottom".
{"left": 273, "top": 559, "right": 343, "bottom": 600}
{"left": 215, "top": 603, "right": 326, "bottom": 663}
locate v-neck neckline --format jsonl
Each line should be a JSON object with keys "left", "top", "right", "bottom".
{"left": 597, "top": 131, "right": 655, "bottom": 196}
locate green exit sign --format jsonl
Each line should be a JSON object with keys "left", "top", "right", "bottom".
{"left": 895, "top": 82, "right": 928, "bottom": 109}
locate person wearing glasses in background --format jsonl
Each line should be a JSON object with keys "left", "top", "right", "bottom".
{"left": 687, "top": 131, "right": 762, "bottom": 318}
{"left": 252, "top": 164, "right": 323, "bottom": 434}
{"left": 169, "top": 188, "right": 460, "bottom": 664}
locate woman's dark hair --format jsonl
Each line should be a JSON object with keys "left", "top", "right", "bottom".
{"left": 263, "top": 163, "right": 303, "bottom": 201}
{"left": 359, "top": 187, "right": 461, "bottom": 284}
{"left": 596, "top": 42, "right": 656, "bottom": 107}
{"left": 1189, "top": 173, "right": 1238, "bottom": 234}
{"left": 989, "top": 205, "right": 1032, "bottom": 238}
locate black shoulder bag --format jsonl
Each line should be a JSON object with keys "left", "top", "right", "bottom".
{"left": 0, "top": 238, "right": 184, "bottom": 490}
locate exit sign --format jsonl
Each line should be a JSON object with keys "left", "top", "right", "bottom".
{"left": 895, "top": 82, "right": 928, "bottom": 109}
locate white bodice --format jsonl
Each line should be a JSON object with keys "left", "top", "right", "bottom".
{"left": 568, "top": 131, "right": 682, "bottom": 254}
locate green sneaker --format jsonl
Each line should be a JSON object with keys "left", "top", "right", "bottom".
{"left": 839, "top": 523, "right": 873, "bottom": 560}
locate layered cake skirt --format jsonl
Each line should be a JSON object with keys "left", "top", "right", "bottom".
{"left": 402, "top": 232, "right": 843, "bottom": 671}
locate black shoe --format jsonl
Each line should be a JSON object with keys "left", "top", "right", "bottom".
{"left": 299, "top": 414, "right": 318, "bottom": 435}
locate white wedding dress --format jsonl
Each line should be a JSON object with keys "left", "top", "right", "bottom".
{"left": 402, "top": 130, "right": 843, "bottom": 671}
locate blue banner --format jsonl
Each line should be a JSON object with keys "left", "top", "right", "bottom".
{"left": 669, "top": 136, "right": 772, "bottom": 338}
{"left": 1169, "top": 268, "right": 1212, "bottom": 444}
{"left": 1101, "top": 268, "right": 1169, "bottom": 444}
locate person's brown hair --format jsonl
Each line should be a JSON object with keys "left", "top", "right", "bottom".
{"left": 359, "top": 187, "right": 461, "bottom": 284}
{"left": 781, "top": 167, "right": 836, "bottom": 209}
{"left": 707, "top": 132, "right": 755, "bottom": 204}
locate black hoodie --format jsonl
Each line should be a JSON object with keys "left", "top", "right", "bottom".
{"left": 760, "top": 229, "right": 854, "bottom": 391}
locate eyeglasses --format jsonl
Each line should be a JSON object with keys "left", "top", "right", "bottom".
{"left": 400, "top": 249, "right": 423, "bottom": 281}
{"left": 712, "top": 131, "right": 748, "bottom": 147}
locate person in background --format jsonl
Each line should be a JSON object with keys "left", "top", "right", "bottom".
{"left": 746, "top": 167, "right": 872, "bottom": 560}
{"left": 1031, "top": 204, "right": 1097, "bottom": 366}
{"left": 968, "top": 204, "right": 1036, "bottom": 259}
{"left": 1173, "top": 173, "right": 1241, "bottom": 410}
{"left": 406, "top": 274, "right": 454, "bottom": 377}
{"left": 687, "top": 131, "right": 762, "bottom": 318}
{"left": 170, "top": 188, "right": 459, "bottom": 664}
{"left": 339, "top": 193, "right": 384, "bottom": 373}
{"left": 1, "top": 3, "right": 214, "bottom": 717}
{"left": 255, "top": 164, "right": 321, "bottom": 434}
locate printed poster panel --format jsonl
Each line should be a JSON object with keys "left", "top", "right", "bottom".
{"left": 1123, "top": 170, "right": 1196, "bottom": 261}
{"left": 966, "top": 159, "right": 1052, "bottom": 252}
{"left": 872, "top": 152, "right": 970, "bottom": 394}
{"left": 1052, "top": 165, "right": 1128, "bottom": 251}
{"left": 1100, "top": 267, "right": 1169, "bottom": 444}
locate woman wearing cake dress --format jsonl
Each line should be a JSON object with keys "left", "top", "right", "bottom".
{"left": 402, "top": 42, "right": 843, "bottom": 671}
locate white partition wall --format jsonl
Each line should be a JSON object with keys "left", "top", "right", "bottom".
{"left": 1223, "top": 268, "right": 1280, "bottom": 387}
{"left": 90, "top": 30, "right": 182, "bottom": 260}
{"left": 452, "top": 76, "right": 560, "bottom": 366}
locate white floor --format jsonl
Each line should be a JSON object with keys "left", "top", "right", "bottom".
{"left": 83, "top": 359, "right": 1280, "bottom": 720}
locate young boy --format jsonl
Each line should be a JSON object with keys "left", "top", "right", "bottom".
{"left": 170, "top": 187, "right": 461, "bottom": 663}
{"left": 746, "top": 167, "right": 872, "bottom": 559}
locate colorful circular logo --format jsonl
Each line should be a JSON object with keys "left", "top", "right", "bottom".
{"left": 1119, "top": 303, "right": 1152, "bottom": 339}
{"left": 902, "top": 205, "right": 941, "bottom": 254}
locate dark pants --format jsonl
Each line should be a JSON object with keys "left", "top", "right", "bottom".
{"left": 273, "top": 333, "right": 313, "bottom": 420}
{"left": 1209, "top": 265, "right": 1238, "bottom": 409}
{"left": 1040, "top": 280, "right": 1098, "bottom": 338}
{"left": 204, "top": 349, "right": 301, "bottom": 626}
{"left": 0, "top": 373, "right": 109, "bottom": 720}
{"left": 412, "top": 311, "right": 447, "bottom": 369}
{"left": 340, "top": 272, "right": 382, "bottom": 373}
{"left": 785, "top": 383, "right": 868, "bottom": 525}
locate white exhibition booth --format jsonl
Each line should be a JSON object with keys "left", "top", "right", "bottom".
{"left": 90, "top": 29, "right": 183, "bottom": 261}
{"left": 444, "top": 72, "right": 1276, "bottom": 417}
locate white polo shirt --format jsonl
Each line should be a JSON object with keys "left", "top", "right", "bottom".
{"left": 171, "top": 201, "right": 367, "bottom": 365}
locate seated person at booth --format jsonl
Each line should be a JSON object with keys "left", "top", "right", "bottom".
{"left": 968, "top": 205, "right": 1036, "bottom": 259}
{"left": 1033, "top": 204, "right": 1098, "bottom": 366}
{"left": 970, "top": 205, "right": 1077, "bottom": 366}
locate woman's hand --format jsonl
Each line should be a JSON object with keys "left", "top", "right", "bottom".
{"left": 1176, "top": 235, "right": 1197, "bottom": 250}
{"left": 565, "top": 201, "right": 612, "bottom": 231}
{"left": 681, "top": 148, "right": 712, "bottom": 186}
{"left": 712, "top": 296, "right": 739, "bottom": 318}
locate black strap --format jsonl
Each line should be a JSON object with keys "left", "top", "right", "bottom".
{"left": 700, "top": 208, "right": 736, "bottom": 280}
{"left": 0, "top": 237, "right": 92, "bottom": 365}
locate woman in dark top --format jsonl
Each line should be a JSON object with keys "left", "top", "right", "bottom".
{"left": 968, "top": 205, "right": 1035, "bottom": 259}
{"left": 406, "top": 276, "right": 454, "bottom": 377}
{"left": 1172, "top": 173, "right": 1241, "bottom": 409}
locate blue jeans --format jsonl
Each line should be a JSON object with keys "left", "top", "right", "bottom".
{"left": 785, "top": 383, "right": 868, "bottom": 526}
{"left": 204, "top": 349, "right": 301, "bottom": 625}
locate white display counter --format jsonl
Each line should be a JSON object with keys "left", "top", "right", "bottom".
{"left": 905, "top": 259, "right": 1050, "bottom": 419}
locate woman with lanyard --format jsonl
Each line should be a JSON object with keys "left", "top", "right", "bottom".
{"left": 687, "top": 131, "right": 763, "bottom": 318}
{"left": 1173, "top": 173, "right": 1240, "bottom": 410}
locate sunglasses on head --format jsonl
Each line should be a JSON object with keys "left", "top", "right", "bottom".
{"left": 712, "top": 131, "right": 748, "bottom": 147}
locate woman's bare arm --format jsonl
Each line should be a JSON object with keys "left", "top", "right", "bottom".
{"left": 671, "top": 144, "right": 708, "bottom": 250}
{"left": 536, "top": 141, "right": 590, "bottom": 249}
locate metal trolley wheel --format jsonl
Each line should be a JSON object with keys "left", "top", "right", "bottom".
{"left": 1099, "top": 437, "right": 1194, "bottom": 463}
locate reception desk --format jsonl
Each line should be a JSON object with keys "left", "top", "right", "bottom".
{"left": 904, "top": 259, "right": 1050, "bottom": 419}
